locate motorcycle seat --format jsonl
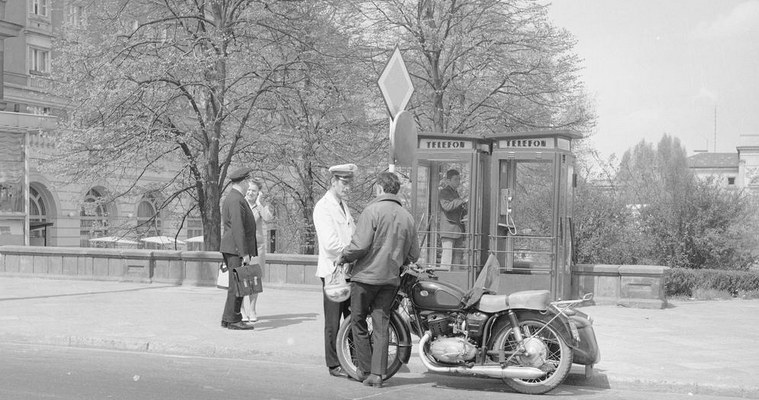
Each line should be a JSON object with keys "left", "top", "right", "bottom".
{"left": 478, "top": 294, "right": 509, "bottom": 313}
{"left": 508, "top": 290, "right": 550, "bottom": 310}
{"left": 478, "top": 290, "right": 550, "bottom": 313}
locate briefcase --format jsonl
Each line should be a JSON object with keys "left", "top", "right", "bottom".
{"left": 233, "top": 262, "right": 263, "bottom": 297}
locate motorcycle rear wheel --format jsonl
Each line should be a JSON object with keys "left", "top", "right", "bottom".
{"left": 336, "top": 313, "right": 405, "bottom": 381}
{"left": 492, "top": 315, "right": 573, "bottom": 394}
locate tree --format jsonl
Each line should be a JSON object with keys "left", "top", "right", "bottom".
{"left": 351, "top": 0, "right": 595, "bottom": 135}
{"left": 50, "top": 0, "right": 356, "bottom": 251}
{"left": 233, "top": 3, "right": 388, "bottom": 254}
{"left": 50, "top": 0, "right": 596, "bottom": 254}
{"left": 576, "top": 133, "right": 759, "bottom": 269}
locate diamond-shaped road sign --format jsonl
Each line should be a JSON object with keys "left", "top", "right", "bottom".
{"left": 378, "top": 46, "right": 414, "bottom": 119}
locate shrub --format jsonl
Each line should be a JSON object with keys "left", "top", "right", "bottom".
{"left": 666, "top": 268, "right": 759, "bottom": 297}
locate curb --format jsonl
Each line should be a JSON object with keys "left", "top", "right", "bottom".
{"left": 0, "top": 333, "right": 323, "bottom": 365}
{"left": 565, "top": 371, "right": 759, "bottom": 399}
{"left": 4, "top": 333, "right": 758, "bottom": 398}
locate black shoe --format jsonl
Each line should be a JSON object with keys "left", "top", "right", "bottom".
{"left": 221, "top": 321, "right": 229, "bottom": 328}
{"left": 227, "top": 321, "right": 255, "bottom": 330}
{"left": 329, "top": 366, "right": 349, "bottom": 378}
{"left": 363, "top": 374, "right": 382, "bottom": 388}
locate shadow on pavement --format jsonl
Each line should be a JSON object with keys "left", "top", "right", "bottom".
{"left": 381, "top": 372, "right": 612, "bottom": 396}
{"left": 0, "top": 285, "right": 177, "bottom": 302}
{"left": 253, "top": 312, "right": 319, "bottom": 330}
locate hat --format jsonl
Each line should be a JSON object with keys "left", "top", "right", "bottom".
{"left": 229, "top": 167, "right": 253, "bottom": 182}
{"left": 329, "top": 163, "right": 357, "bottom": 181}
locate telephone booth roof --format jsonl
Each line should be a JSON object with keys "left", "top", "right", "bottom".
{"left": 483, "top": 129, "right": 583, "bottom": 141}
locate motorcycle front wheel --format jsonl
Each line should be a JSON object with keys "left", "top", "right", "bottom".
{"left": 492, "top": 314, "right": 573, "bottom": 394}
{"left": 336, "top": 312, "right": 405, "bottom": 381}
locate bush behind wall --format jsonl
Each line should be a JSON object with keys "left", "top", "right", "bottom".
{"left": 665, "top": 267, "right": 759, "bottom": 297}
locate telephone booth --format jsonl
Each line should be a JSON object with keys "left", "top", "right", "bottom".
{"left": 410, "top": 134, "right": 491, "bottom": 290}
{"left": 411, "top": 130, "right": 580, "bottom": 300}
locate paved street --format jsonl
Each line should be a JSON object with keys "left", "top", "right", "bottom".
{"left": 0, "top": 343, "right": 753, "bottom": 400}
{"left": 1, "top": 277, "right": 759, "bottom": 398}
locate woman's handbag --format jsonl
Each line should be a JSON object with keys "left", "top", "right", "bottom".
{"left": 216, "top": 262, "right": 229, "bottom": 289}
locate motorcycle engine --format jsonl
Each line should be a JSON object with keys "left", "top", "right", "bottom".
{"left": 426, "top": 313, "right": 455, "bottom": 337}
{"left": 429, "top": 336, "right": 478, "bottom": 364}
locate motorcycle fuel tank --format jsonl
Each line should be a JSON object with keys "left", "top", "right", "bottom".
{"left": 412, "top": 280, "right": 465, "bottom": 311}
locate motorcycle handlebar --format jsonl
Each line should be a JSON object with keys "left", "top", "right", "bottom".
{"left": 401, "top": 263, "right": 437, "bottom": 277}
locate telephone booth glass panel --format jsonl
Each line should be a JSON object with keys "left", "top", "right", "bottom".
{"left": 496, "top": 159, "right": 555, "bottom": 270}
{"left": 415, "top": 157, "right": 477, "bottom": 289}
{"left": 492, "top": 156, "right": 557, "bottom": 294}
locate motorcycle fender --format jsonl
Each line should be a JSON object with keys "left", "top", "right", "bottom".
{"left": 391, "top": 310, "right": 413, "bottom": 364}
{"left": 487, "top": 310, "right": 578, "bottom": 350}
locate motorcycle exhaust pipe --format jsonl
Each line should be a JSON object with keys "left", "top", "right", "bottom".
{"left": 418, "top": 332, "right": 546, "bottom": 380}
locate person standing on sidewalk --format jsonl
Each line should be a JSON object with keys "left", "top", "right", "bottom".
{"left": 313, "top": 163, "right": 357, "bottom": 378}
{"left": 219, "top": 167, "right": 257, "bottom": 330}
{"left": 339, "top": 172, "right": 420, "bottom": 388}
{"left": 242, "top": 177, "right": 274, "bottom": 323}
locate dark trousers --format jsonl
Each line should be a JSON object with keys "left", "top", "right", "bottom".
{"left": 350, "top": 282, "right": 397, "bottom": 376}
{"left": 222, "top": 253, "right": 243, "bottom": 323}
{"left": 321, "top": 277, "right": 350, "bottom": 369}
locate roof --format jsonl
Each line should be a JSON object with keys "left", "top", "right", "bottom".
{"left": 687, "top": 152, "right": 739, "bottom": 169}
{"left": 738, "top": 134, "right": 759, "bottom": 149}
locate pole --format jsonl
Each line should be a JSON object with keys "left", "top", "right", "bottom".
{"left": 389, "top": 116, "right": 395, "bottom": 173}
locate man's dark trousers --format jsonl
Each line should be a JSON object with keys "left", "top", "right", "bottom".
{"left": 321, "top": 277, "right": 350, "bottom": 369}
{"left": 350, "top": 282, "right": 396, "bottom": 376}
{"left": 222, "top": 253, "right": 244, "bottom": 323}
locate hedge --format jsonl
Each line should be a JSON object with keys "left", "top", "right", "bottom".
{"left": 665, "top": 268, "right": 759, "bottom": 297}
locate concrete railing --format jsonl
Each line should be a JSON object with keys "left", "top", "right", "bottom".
{"left": 1, "top": 246, "right": 669, "bottom": 308}
{"left": 0, "top": 246, "right": 319, "bottom": 289}
{"left": 572, "top": 263, "right": 669, "bottom": 309}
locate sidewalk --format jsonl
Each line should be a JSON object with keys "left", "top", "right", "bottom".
{"left": 1, "top": 276, "right": 758, "bottom": 398}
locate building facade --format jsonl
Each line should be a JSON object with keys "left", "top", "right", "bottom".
{"left": 687, "top": 134, "right": 759, "bottom": 191}
{"left": 0, "top": 0, "right": 200, "bottom": 248}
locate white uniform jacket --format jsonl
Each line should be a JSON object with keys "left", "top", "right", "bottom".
{"left": 313, "top": 190, "right": 355, "bottom": 278}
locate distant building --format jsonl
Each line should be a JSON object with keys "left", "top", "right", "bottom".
{"left": 0, "top": 1, "right": 199, "bottom": 248}
{"left": 687, "top": 134, "right": 759, "bottom": 192}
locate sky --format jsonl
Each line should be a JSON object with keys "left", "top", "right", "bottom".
{"left": 547, "top": 0, "right": 759, "bottom": 160}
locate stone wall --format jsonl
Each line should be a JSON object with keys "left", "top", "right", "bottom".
{"left": 1, "top": 246, "right": 670, "bottom": 307}
{"left": 572, "top": 264, "right": 669, "bottom": 309}
{"left": 0, "top": 246, "right": 319, "bottom": 289}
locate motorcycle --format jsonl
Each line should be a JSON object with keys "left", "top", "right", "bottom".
{"left": 336, "top": 255, "right": 600, "bottom": 394}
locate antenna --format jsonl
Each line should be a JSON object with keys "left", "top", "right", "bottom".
{"left": 714, "top": 105, "right": 717, "bottom": 152}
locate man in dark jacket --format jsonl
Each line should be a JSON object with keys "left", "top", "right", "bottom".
{"left": 339, "top": 172, "right": 420, "bottom": 388}
{"left": 219, "top": 167, "right": 257, "bottom": 330}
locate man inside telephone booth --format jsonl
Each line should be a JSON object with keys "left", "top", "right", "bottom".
{"left": 438, "top": 168, "right": 468, "bottom": 269}
{"left": 414, "top": 155, "right": 481, "bottom": 290}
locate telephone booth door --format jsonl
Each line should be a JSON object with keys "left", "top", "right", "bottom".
{"left": 488, "top": 131, "right": 578, "bottom": 300}
{"left": 411, "top": 135, "right": 490, "bottom": 289}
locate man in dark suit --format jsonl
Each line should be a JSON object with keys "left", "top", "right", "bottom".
{"left": 220, "top": 167, "right": 258, "bottom": 330}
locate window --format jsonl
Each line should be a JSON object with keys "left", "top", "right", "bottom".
{"left": 67, "top": 4, "right": 85, "bottom": 26}
{"left": 30, "top": 186, "right": 49, "bottom": 246}
{"left": 186, "top": 215, "right": 203, "bottom": 250}
{"left": 136, "top": 194, "right": 161, "bottom": 237}
{"left": 29, "top": 186, "right": 47, "bottom": 221}
{"left": 28, "top": 106, "right": 51, "bottom": 115}
{"left": 727, "top": 177, "right": 735, "bottom": 185}
{"left": 31, "top": 0, "right": 49, "bottom": 17}
{"left": 29, "top": 47, "right": 50, "bottom": 74}
{"left": 80, "top": 188, "right": 109, "bottom": 247}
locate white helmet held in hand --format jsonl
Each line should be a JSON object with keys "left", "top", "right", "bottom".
{"left": 324, "top": 281, "right": 351, "bottom": 303}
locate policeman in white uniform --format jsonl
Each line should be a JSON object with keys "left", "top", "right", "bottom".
{"left": 313, "top": 163, "right": 357, "bottom": 378}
